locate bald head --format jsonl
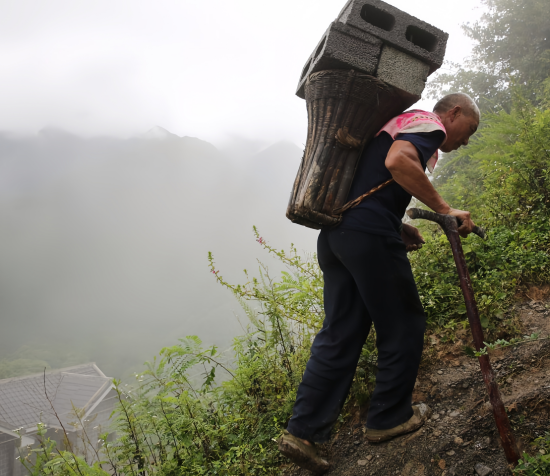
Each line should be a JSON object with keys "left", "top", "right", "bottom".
{"left": 434, "top": 93, "right": 480, "bottom": 152}
{"left": 433, "top": 93, "right": 480, "bottom": 121}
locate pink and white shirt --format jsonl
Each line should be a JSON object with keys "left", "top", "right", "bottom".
{"left": 376, "top": 109, "right": 447, "bottom": 173}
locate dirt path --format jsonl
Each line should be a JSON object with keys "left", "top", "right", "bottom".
{"left": 283, "top": 299, "right": 550, "bottom": 476}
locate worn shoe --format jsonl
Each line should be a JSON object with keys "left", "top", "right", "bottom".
{"left": 365, "top": 403, "right": 432, "bottom": 443}
{"left": 278, "top": 430, "right": 330, "bottom": 474}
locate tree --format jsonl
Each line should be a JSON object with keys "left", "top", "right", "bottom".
{"left": 428, "top": 0, "right": 550, "bottom": 111}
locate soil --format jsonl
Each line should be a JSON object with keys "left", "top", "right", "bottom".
{"left": 282, "top": 296, "right": 550, "bottom": 476}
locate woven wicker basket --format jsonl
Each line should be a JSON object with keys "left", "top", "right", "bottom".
{"left": 286, "top": 69, "right": 413, "bottom": 229}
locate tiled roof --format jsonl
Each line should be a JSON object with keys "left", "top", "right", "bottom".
{"left": 0, "top": 420, "right": 20, "bottom": 438}
{"left": 0, "top": 364, "right": 112, "bottom": 431}
{"left": 0, "top": 419, "right": 36, "bottom": 447}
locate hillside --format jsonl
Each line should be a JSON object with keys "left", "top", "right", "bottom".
{"left": 284, "top": 293, "right": 550, "bottom": 475}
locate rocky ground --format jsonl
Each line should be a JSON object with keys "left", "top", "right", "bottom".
{"left": 283, "top": 294, "right": 550, "bottom": 476}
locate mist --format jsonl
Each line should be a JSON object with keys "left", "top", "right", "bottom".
{"left": 0, "top": 128, "right": 317, "bottom": 377}
{"left": 0, "top": 0, "right": 485, "bottom": 378}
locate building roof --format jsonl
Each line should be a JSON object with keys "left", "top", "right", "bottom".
{"left": 0, "top": 363, "right": 112, "bottom": 431}
{"left": 0, "top": 419, "right": 35, "bottom": 447}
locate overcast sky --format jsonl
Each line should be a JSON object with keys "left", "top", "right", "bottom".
{"left": 0, "top": 0, "right": 483, "bottom": 146}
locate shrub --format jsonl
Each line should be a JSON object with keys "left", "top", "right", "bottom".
{"left": 410, "top": 92, "right": 550, "bottom": 337}
{"left": 514, "top": 432, "right": 550, "bottom": 475}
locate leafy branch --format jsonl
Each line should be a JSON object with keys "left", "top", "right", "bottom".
{"left": 464, "top": 333, "right": 546, "bottom": 357}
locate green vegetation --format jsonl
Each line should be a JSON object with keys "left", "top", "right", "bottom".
{"left": 24, "top": 238, "right": 376, "bottom": 475}
{"left": 0, "top": 358, "right": 52, "bottom": 379}
{"left": 0, "top": 346, "right": 89, "bottom": 379}
{"left": 409, "top": 89, "right": 550, "bottom": 340}
{"left": 21, "top": 0, "right": 550, "bottom": 473}
{"left": 514, "top": 432, "right": 550, "bottom": 475}
{"left": 418, "top": 0, "right": 550, "bottom": 342}
{"left": 427, "top": 0, "right": 550, "bottom": 111}
{"left": 468, "top": 333, "right": 545, "bottom": 357}
{"left": 19, "top": 423, "right": 109, "bottom": 476}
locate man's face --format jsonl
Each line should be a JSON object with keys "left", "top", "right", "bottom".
{"left": 439, "top": 106, "right": 479, "bottom": 153}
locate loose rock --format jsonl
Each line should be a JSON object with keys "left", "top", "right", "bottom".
{"left": 402, "top": 461, "right": 426, "bottom": 476}
{"left": 454, "top": 437, "right": 464, "bottom": 445}
{"left": 357, "top": 459, "right": 367, "bottom": 466}
{"left": 474, "top": 463, "right": 493, "bottom": 475}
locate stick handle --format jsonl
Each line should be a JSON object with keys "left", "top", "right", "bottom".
{"left": 406, "top": 208, "right": 486, "bottom": 239}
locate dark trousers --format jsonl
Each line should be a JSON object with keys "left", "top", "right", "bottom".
{"left": 286, "top": 228, "right": 426, "bottom": 443}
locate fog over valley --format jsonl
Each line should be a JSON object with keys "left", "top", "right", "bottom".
{"left": 0, "top": 0, "right": 483, "bottom": 380}
{"left": 0, "top": 128, "right": 317, "bottom": 377}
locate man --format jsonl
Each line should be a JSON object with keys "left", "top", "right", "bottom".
{"left": 279, "top": 93, "right": 480, "bottom": 473}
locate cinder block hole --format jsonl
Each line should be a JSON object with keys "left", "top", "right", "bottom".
{"left": 405, "top": 26, "right": 438, "bottom": 52}
{"left": 300, "top": 58, "right": 312, "bottom": 80}
{"left": 315, "top": 37, "right": 327, "bottom": 59}
{"left": 360, "top": 4, "right": 395, "bottom": 32}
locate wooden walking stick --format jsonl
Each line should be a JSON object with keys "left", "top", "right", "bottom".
{"left": 407, "top": 208, "right": 521, "bottom": 467}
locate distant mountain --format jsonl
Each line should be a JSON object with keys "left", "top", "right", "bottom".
{"left": 249, "top": 141, "right": 303, "bottom": 183}
{"left": 139, "top": 126, "right": 220, "bottom": 160}
{"left": 141, "top": 126, "right": 179, "bottom": 140}
{"left": 0, "top": 128, "right": 317, "bottom": 378}
{"left": 244, "top": 141, "right": 303, "bottom": 213}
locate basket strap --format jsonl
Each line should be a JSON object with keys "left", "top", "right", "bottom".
{"left": 332, "top": 178, "right": 394, "bottom": 215}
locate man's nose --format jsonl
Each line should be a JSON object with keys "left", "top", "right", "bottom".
{"left": 463, "top": 137, "right": 469, "bottom": 146}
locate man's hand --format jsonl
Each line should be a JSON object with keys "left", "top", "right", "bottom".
{"left": 401, "top": 223, "right": 425, "bottom": 252}
{"left": 447, "top": 208, "right": 475, "bottom": 238}
{"left": 385, "top": 141, "right": 476, "bottom": 239}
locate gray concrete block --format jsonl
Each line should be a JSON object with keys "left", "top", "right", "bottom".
{"left": 336, "top": 0, "right": 448, "bottom": 73}
{"left": 296, "top": 0, "right": 448, "bottom": 99}
{"left": 376, "top": 45, "right": 430, "bottom": 97}
{"left": 296, "top": 22, "right": 382, "bottom": 99}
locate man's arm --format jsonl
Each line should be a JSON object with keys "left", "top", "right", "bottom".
{"left": 385, "top": 140, "right": 474, "bottom": 237}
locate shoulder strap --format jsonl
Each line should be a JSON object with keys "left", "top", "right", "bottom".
{"left": 332, "top": 178, "right": 394, "bottom": 215}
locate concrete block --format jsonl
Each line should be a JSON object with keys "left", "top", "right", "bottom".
{"left": 296, "top": 0, "right": 448, "bottom": 99}
{"left": 296, "top": 22, "right": 382, "bottom": 99}
{"left": 336, "top": 0, "right": 448, "bottom": 73}
{"left": 376, "top": 45, "right": 430, "bottom": 98}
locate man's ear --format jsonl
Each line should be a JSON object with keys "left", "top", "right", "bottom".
{"left": 450, "top": 106, "right": 462, "bottom": 122}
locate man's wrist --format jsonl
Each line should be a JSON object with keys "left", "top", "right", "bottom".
{"left": 435, "top": 203, "right": 452, "bottom": 215}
